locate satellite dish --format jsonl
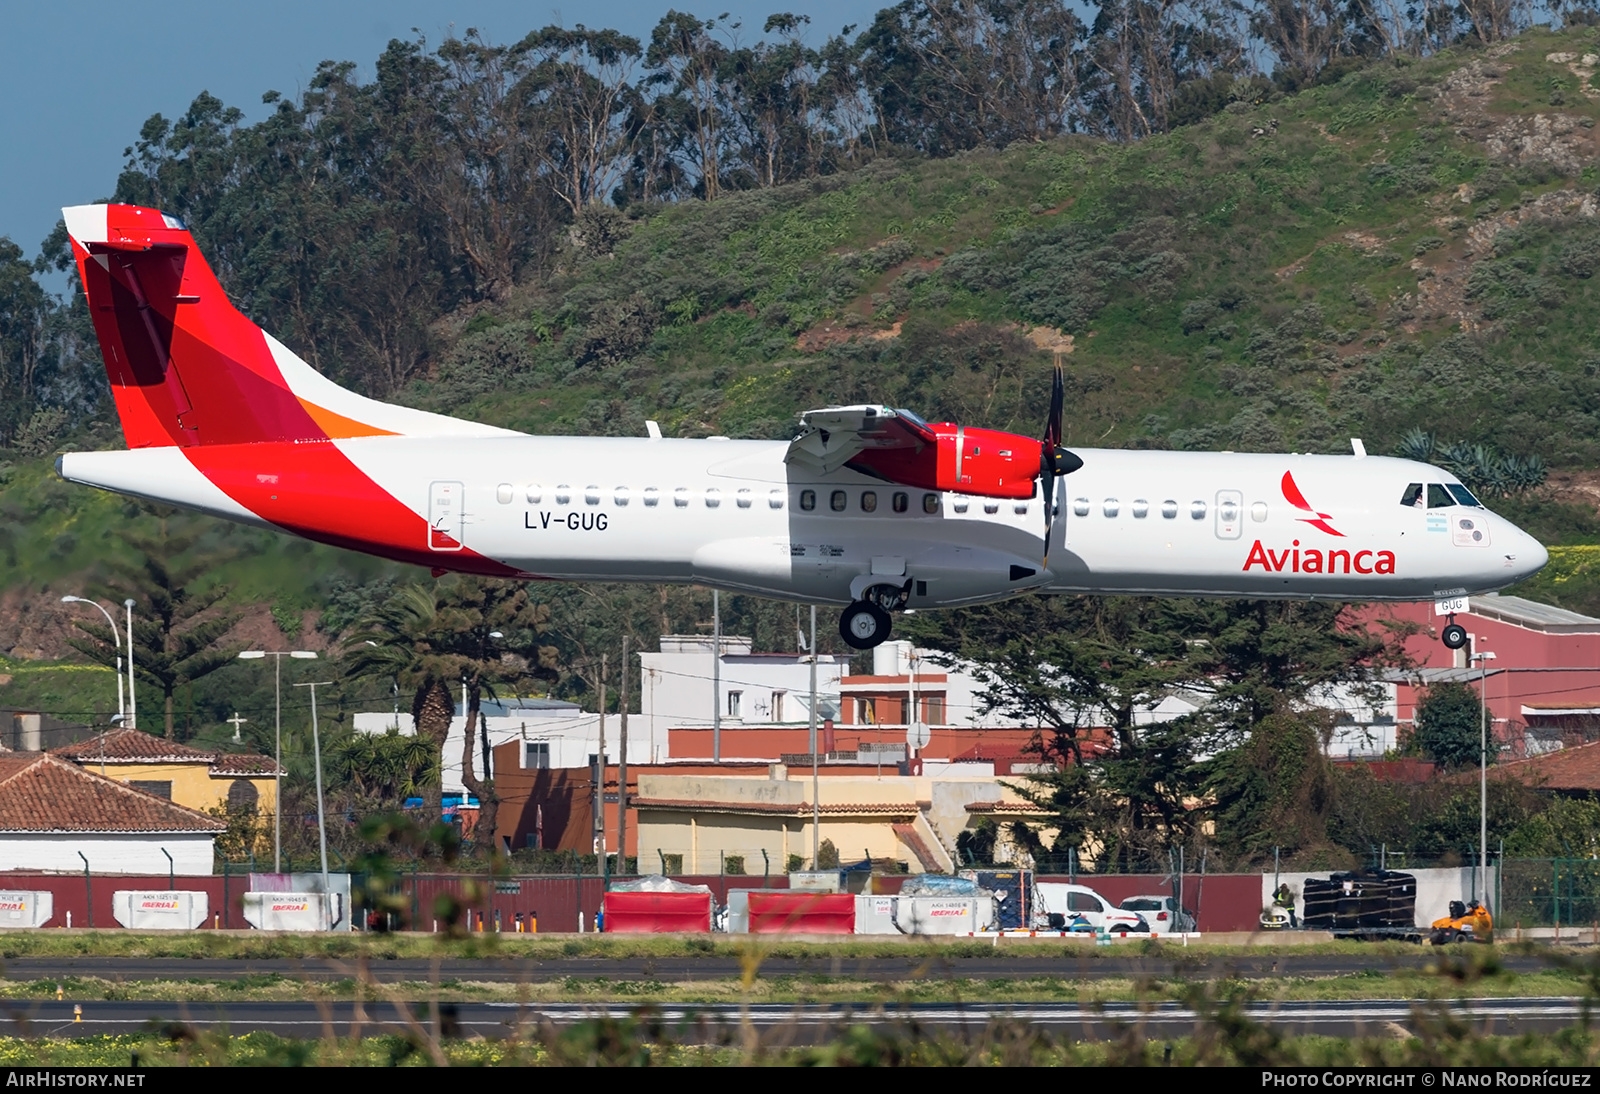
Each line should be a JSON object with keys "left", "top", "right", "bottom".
{"left": 906, "top": 721, "right": 931, "bottom": 751}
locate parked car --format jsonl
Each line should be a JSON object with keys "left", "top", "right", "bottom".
{"left": 1034, "top": 883, "right": 1149, "bottom": 933}
{"left": 1119, "top": 895, "right": 1196, "bottom": 934}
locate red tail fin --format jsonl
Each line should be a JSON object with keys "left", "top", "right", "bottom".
{"left": 63, "top": 204, "right": 516, "bottom": 449}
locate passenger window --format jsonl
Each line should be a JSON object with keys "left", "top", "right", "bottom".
{"left": 555, "top": 485, "right": 571, "bottom": 505}
{"left": 1447, "top": 484, "right": 1482, "bottom": 507}
{"left": 526, "top": 485, "right": 542, "bottom": 504}
{"left": 736, "top": 488, "right": 752, "bottom": 509}
{"left": 674, "top": 487, "right": 689, "bottom": 508}
{"left": 584, "top": 486, "right": 600, "bottom": 505}
{"left": 642, "top": 487, "right": 659, "bottom": 507}
{"left": 496, "top": 484, "right": 513, "bottom": 505}
{"left": 983, "top": 502, "right": 999, "bottom": 514}
{"left": 1014, "top": 503, "right": 1028, "bottom": 515}
{"left": 922, "top": 493, "right": 939, "bottom": 514}
{"left": 1162, "top": 500, "right": 1178, "bottom": 519}
{"left": 705, "top": 488, "right": 721, "bottom": 508}
{"left": 769, "top": 488, "right": 785, "bottom": 509}
{"left": 892, "top": 492, "right": 909, "bottom": 513}
{"left": 614, "top": 486, "right": 630, "bottom": 506}
{"left": 1131, "top": 499, "right": 1148, "bottom": 519}
{"left": 1427, "top": 484, "right": 1455, "bottom": 508}
{"left": 800, "top": 489, "right": 816, "bottom": 511}
{"left": 861, "top": 491, "right": 877, "bottom": 513}
{"left": 953, "top": 499, "right": 969, "bottom": 514}
{"left": 1190, "top": 500, "right": 1206, "bottom": 519}
{"left": 830, "top": 490, "right": 847, "bottom": 512}
{"left": 1073, "top": 498, "right": 1090, "bottom": 517}
{"left": 1401, "top": 483, "right": 1424, "bottom": 508}
{"left": 1251, "top": 501, "right": 1268, "bottom": 522}
{"left": 1103, "top": 499, "right": 1119, "bottom": 518}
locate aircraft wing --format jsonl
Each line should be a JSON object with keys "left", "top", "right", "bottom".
{"left": 785, "top": 405, "right": 936, "bottom": 475}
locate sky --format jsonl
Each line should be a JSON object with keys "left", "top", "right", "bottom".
{"left": 4, "top": 1, "right": 869, "bottom": 293}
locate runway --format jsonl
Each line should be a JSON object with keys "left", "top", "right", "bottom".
{"left": 0, "top": 997, "right": 1582, "bottom": 1041}
{"left": 0, "top": 952, "right": 1549, "bottom": 984}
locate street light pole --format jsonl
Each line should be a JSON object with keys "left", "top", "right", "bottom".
{"left": 809, "top": 605, "right": 818, "bottom": 868}
{"left": 239, "top": 650, "right": 318, "bottom": 873}
{"left": 60, "top": 597, "right": 122, "bottom": 725}
{"left": 1471, "top": 649, "right": 1497, "bottom": 906}
{"left": 292, "top": 680, "right": 334, "bottom": 906}
{"left": 124, "top": 600, "right": 136, "bottom": 730}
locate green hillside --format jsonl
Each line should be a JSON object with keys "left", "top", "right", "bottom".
{"left": 10, "top": 29, "right": 1600, "bottom": 722}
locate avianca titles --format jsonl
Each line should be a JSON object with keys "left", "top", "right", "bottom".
{"left": 55, "top": 203, "right": 1548, "bottom": 651}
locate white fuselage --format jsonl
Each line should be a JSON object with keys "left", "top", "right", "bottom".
{"left": 61, "top": 437, "right": 1546, "bottom": 608}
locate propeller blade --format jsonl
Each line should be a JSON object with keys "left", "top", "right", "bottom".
{"left": 1040, "top": 358, "right": 1068, "bottom": 569}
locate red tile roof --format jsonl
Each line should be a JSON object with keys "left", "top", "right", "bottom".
{"left": 964, "top": 800, "right": 1051, "bottom": 814}
{"left": 1481, "top": 740, "right": 1600, "bottom": 792}
{"left": 50, "top": 729, "right": 282, "bottom": 776}
{"left": 0, "top": 754, "right": 226, "bottom": 834}
{"left": 51, "top": 729, "right": 214, "bottom": 764}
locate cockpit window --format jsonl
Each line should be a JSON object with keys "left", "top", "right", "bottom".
{"left": 896, "top": 408, "right": 930, "bottom": 429}
{"left": 1400, "top": 483, "right": 1424, "bottom": 508}
{"left": 1426, "top": 484, "right": 1455, "bottom": 509}
{"left": 1446, "top": 484, "right": 1483, "bottom": 507}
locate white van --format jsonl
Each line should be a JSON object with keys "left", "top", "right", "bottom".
{"left": 1033, "top": 883, "right": 1150, "bottom": 933}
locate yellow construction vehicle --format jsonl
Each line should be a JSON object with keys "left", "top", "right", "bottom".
{"left": 1429, "top": 900, "right": 1492, "bottom": 944}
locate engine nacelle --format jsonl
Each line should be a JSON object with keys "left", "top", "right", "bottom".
{"left": 931, "top": 425, "right": 1041, "bottom": 499}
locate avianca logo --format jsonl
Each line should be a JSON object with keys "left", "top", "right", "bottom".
{"left": 1244, "top": 471, "right": 1395, "bottom": 575}
{"left": 1281, "top": 471, "right": 1343, "bottom": 537}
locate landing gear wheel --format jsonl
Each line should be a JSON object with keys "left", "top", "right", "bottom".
{"left": 840, "top": 600, "right": 893, "bottom": 650}
{"left": 1441, "top": 623, "right": 1469, "bottom": 649}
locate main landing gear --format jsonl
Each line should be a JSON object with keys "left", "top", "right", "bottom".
{"left": 839, "top": 581, "right": 911, "bottom": 650}
{"left": 1441, "top": 613, "right": 1469, "bottom": 650}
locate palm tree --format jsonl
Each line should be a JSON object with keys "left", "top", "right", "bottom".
{"left": 344, "top": 577, "right": 558, "bottom": 854}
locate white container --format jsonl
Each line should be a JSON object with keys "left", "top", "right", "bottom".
{"left": 112, "top": 891, "right": 209, "bottom": 930}
{"left": 242, "top": 892, "right": 341, "bottom": 931}
{"left": 893, "top": 895, "right": 992, "bottom": 935}
{"left": 0, "top": 891, "right": 52, "bottom": 928}
{"left": 854, "top": 894, "right": 899, "bottom": 935}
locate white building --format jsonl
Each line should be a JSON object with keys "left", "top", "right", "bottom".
{"left": 0, "top": 753, "right": 222, "bottom": 875}
{"left": 354, "top": 635, "right": 843, "bottom": 794}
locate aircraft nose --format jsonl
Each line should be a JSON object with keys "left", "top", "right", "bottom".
{"left": 1504, "top": 522, "right": 1548, "bottom": 581}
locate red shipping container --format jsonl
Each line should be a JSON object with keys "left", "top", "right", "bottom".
{"left": 602, "top": 890, "right": 712, "bottom": 933}
{"left": 748, "top": 891, "right": 855, "bottom": 934}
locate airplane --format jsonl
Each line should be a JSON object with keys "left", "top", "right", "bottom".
{"left": 55, "top": 203, "right": 1548, "bottom": 653}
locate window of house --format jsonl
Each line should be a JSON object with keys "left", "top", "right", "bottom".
{"left": 129, "top": 780, "right": 172, "bottom": 800}
{"left": 525, "top": 742, "right": 550, "bottom": 769}
{"left": 727, "top": 690, "right": 742, "bottom": 718}
{"left": 226, "top": 779, "right": 259, "bottom": 814}
{"left": 771, "top": 691, "right": 786, "bottom": 722}
{"left": 923, "top": 696, "right": 944, "bottom": 724}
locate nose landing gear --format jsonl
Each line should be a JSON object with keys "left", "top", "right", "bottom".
{"left": 838, "top": 580, "right": 911, "bottom": 650}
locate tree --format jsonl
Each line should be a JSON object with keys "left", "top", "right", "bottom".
{"left": 1411, "top": 681, "right": 1483, "bottom": 770}
{"left": 345, "top": 577, "right": 558, "bottom": 852}
{"left": 0, "top": 238, "right": 50, "bottom": 447}
{"left": 67, "top": 528, "right": 241, "bottom": 739}
{"left": 647, "top": 11, "right": 734, "bottom": 200}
